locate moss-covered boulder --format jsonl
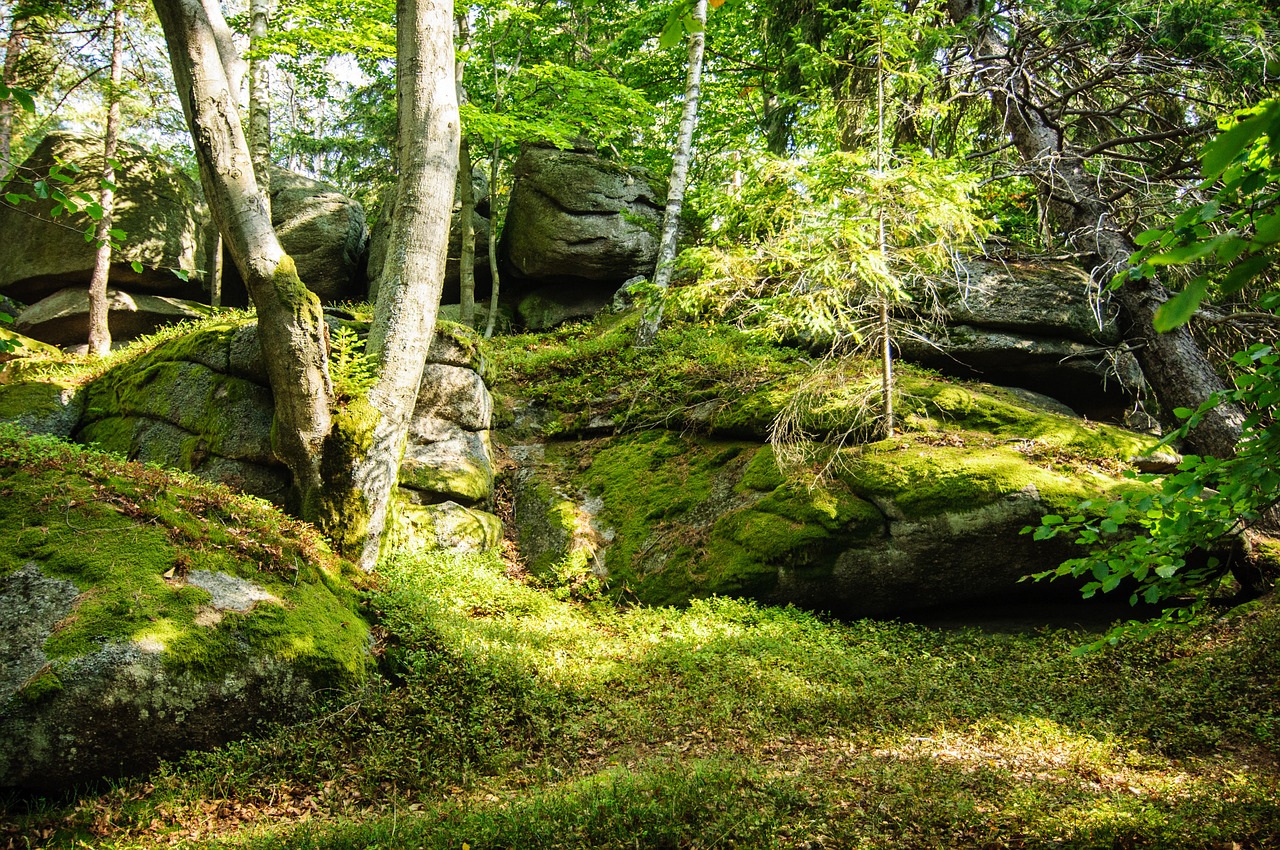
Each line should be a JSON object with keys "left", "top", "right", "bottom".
{"left": 499, "top": 144, "right": 663, "bottom": 299}
{"left": 0, "top": 132, "right": 208, "bottom": 302}
{"left": 0, "top": 428, "right": 369, "bottom": 791}
{"left": 509, "top": 379, "right": 1155, "bottom": 617}
{"left": 0, "top": 316, "right": 502, "bottom": 552}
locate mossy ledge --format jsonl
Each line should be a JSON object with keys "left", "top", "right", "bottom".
{"left": 495, "top": 318, "right": 1160, "bottom": 616}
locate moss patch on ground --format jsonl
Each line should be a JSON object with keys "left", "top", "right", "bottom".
{"left": 0, "top": 425, "right": 368, "bottom": 685}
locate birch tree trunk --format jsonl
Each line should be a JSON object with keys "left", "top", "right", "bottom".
{"left": 636, "top": 0, "right": 707, "bottom": 346}
{"left": 87, "top": 0, "right": 125, "bottom": 357}
{"left": 947, "top": 0, "right": 1244, "bottom": 459}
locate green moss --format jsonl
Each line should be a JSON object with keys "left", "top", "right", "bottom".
{"left": 16, "top": 667, "right": 63, "bottom": 704}
{"left": 0, "top": 425, "right": 368, "bottom": 686}
{"left": 564, "top": 434, "right": 882, "bottom": 607}
{"left": 310, "top": 398, "right": 381, "bottom": 559}
{"left": 0, "top": 380, "right": 77, "bottom": 421}
{"left": 836, "top": 438, "right": 1126, "bottom": 520}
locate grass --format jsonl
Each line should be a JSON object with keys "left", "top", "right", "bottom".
{"left": 5, "top": 545, "right": 1277, "bottom": 849}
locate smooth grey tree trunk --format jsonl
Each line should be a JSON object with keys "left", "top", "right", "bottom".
{"left": 155, "top": 0, "right": 332, "bottom": 506}
{"left": 637, "top": 0, "right": 707, "bottom": 346}
{"left": 484, "top": 135, "right": 500, "bottom": 339}
{"left": 350, "top": 0, "right": 458, "bottom": 569}
{"left": 88, "top": 0, "right": 125, "bottom": 357}
{"left": 947, "top": 0, "right": 1244, "bottom": 458}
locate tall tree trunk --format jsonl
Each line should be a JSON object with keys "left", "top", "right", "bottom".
{"left": 157, "top": 0, "right": 457, "bottom": 569}
{"left": 346, "top": 0, "right": 458, "bottom": 569}
{"left": 483, "top": 133, "right": 501, "bottom": 339}
{"left": 155, "top": 0, "right": 332, "bottom": 507}
{"left": 0, "top": 14, "right": 26, "bottom": 183}
{"left": 636, "top": 0, "right": 707, "bottom": 346}
{"left": 455, "top": 12, "right": 475, "bottom": 327}
{"left": 947, "top": 0, "right": 1244, "bottom": 458}
{"left": 87, "top": 0, "right": 125, "bottom": 358}
{"left": 247, "top": 0, "right": 271, "bottom": 198}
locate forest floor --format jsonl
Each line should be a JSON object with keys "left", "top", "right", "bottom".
{"left": 5, "top": 542, "right": 1278, "bottom": 849}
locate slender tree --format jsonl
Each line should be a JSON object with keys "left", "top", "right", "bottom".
{"left": 636, "top": 0, "right": 708, "bottom": 346}
{"left": 455, "top": 11, "right": 476, "bottom": 327}
{"left": 86, "top": 0, "right": 125, "bottom": 357}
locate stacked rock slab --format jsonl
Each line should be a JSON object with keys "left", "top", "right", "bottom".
{"left": 500, "top": 143, "right": 664, "bottom": 330}
{"left": 0, "top": 319, "right": 501, "bottom": 554}
{"left": 0, "top": 132, "right": 212, "bottom": 348}
{"left": 898, "top": 257, "right": 1143, "bottom": 414}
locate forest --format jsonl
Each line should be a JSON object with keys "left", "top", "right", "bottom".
{"left": 0, "top": 0, "right": 1279, "bottom": 846}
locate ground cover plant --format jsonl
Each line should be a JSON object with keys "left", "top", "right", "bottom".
{"left": 4, "top": 534, "right": 1277, "bottom": 848}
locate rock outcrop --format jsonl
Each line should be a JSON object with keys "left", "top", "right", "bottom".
{"left": 500, "top": 143, "right": 663, "bottom": 322}
{"left": 221, "top": 168, "right": 369, "bottom": 306}
{"left": 0, "top": 431, "right": 368, "bottom": 791}
{"left": 15, "top": 287, "right": 211, "bottom": 348}
{"left": 0, "top": 317, "right": 501, "bottom": 553}
{"left": 900, "top": 257, "right": 1142, "bottom": 414}
{"left": 510, "top": 394, "right": 1151, "bottom": 617}
{"left": 0, "top": 132, "right": 208, "bottom": 303}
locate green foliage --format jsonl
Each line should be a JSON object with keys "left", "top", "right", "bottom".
{"left": 1029, "top": 338, "right": 1280, "bottom": 646}
{"left": 18, "top": 546, "right": 1280, "bottom": 846}
{"left": 671, "top": 149, "right": 989, "bottom": 346}
{"left": 1119, "top": 99, "right": 1280, "bottom": 330}
{"left": 327, "top": 324, "right": 377, "bottom": 404}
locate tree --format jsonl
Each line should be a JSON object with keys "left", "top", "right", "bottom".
{"left": 943, "top": 0, "right": 1272, "bottom": 458}
{"left": 153, "top": 0, "right": 459, "bottom": 569}
{"left": 637, "top": 0, "right": 709, "bottom": 347}
{"left": 86, "top": 0, "right": 124, "bottom": 357}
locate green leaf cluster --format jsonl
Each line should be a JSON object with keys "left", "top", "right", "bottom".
{"left": 1121, "top": 99, "right": 1280, "bottom": 330}
{"left": 1028, "top": 340, "right": 1280, "bottom": 645}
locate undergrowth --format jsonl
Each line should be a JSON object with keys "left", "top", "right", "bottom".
{"left": 7, "top": 546, "right": 1277, "bottom": 849}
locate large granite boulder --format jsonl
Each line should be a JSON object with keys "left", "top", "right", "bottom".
{"left": 221, "top": 168, "right": 369, "bottom": 306}
{"left": 0, "top": 317, "right": 501, "bottom": 552}
{"left": 367, "top": 166, "right": 493, "bottom": 307}
{"left": 508, "top": 378, "right": 1156, "bottom": 617}
{"left": 14, "top": 287, "right": 212, "bottom": 348}
{"left": 500, "top": 143, "right": 663, "bottom": 300}
{"left": 899, "top": 257, "right": 1143, "bottom": 413}
{"left": 0, "top": 431, "right": 368, "bottom": 791}
{"left": 0, "top": 132, "right": 208, "bottom": 302}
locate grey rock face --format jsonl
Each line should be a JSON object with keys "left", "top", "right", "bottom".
{"left": 0, "top": 558, "right": 346, "bottom": 793}
{"left": 500, "top": 145, "right": 663, "bottom": 295}
{"left": 0, "top": 132, "right": 208, "bottom": 302}
{"left": 15, "top": 287, "right": 212, "bottom": 347}
{"left": 222, "top": 168, "right": 369, "bottom": 305}
{"left": 900, "top": 257, "right": 1142, "bottom": 411}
